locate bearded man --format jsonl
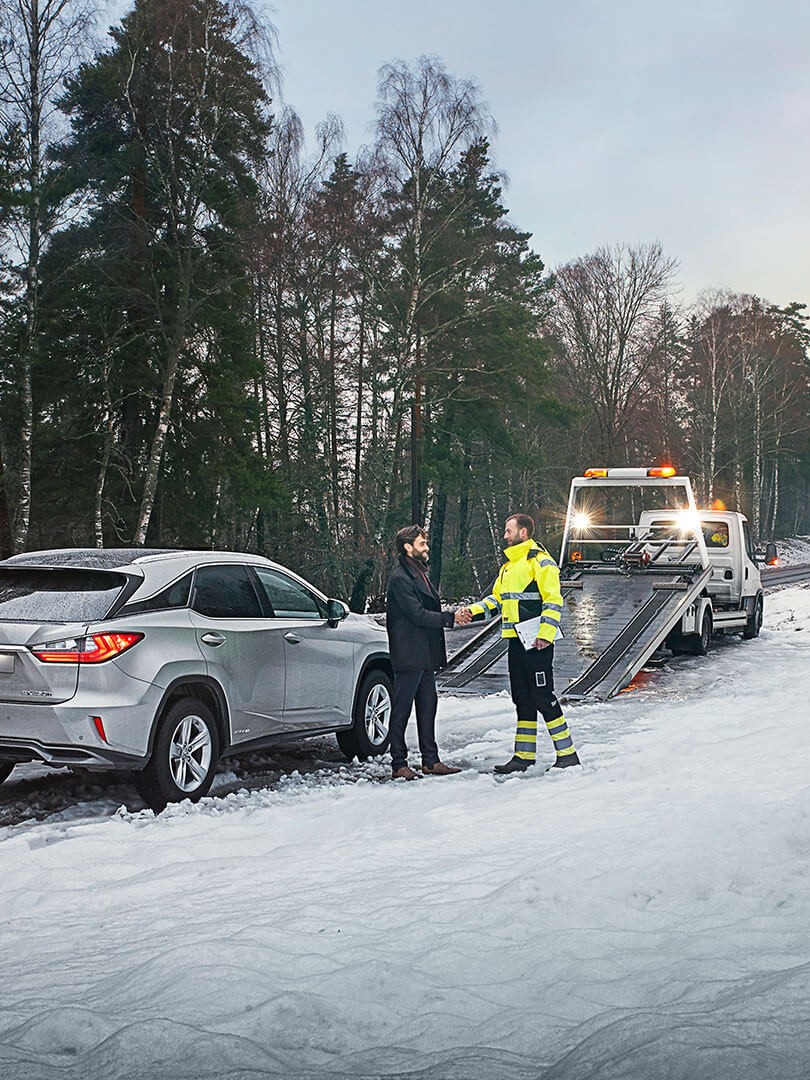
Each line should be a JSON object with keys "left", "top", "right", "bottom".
{"left": 385, "top": 525, "right": 465, "bottom": 780}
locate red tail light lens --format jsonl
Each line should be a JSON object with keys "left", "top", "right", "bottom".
{"left": 31, "top": 632, "right": 144, "bottom": 664}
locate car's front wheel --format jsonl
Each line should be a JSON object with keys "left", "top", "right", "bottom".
{"left": 338, "top": 670, "right": 393, "bottom": 761}
{"left": 0, "top": 763, "right": 15, "bottom": 785}
{"left": 135, "top": 698, "right": 220, "bottom": 811}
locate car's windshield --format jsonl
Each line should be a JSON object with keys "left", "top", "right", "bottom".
{"left": 0, "top": 569, "right": 128, "bottom": 622}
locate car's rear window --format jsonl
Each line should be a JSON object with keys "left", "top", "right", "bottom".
{"left": 0, "top": 569, "right": 128, "bottom": 622}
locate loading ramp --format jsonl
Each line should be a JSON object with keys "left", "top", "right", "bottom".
{"left": 439, "top": 562, "right": 712, "bottom": 700}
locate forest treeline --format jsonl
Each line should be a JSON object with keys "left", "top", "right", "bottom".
{"left": 1, "top": 0, "right": 808, "bottom": 607}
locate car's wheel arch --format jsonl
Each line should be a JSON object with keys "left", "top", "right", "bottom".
{"left": 142, "top": 676, "right": 231, "bottom": 766}
{"left": 351, "top": 655, "right": 394, "bottom": 718}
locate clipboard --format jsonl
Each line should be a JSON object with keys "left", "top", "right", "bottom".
{"left": 515, "top": 615, "right": 562, "bottom": 650}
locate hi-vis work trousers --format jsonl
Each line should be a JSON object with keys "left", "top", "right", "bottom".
{"left": 506, "top": 638, "right": 577, "bottom": 762}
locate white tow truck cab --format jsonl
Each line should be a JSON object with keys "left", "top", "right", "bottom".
{"left": 636, "top": 508, "right": 765, "bottom": 650}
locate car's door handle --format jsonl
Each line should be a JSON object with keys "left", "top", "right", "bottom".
{"left": 201, "top": 632, "right": 226, "bottom": 647}
{"left": 284, "top": 632, "right": 302, "bottom": 644}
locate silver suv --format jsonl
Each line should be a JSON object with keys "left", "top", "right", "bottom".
{"left": 0, "top": 549, "right": 393, "bottom": 809}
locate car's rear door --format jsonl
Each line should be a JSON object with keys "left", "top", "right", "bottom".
{"left": 0, "top": 567, "right": 129, "bottom": 706}
{"left": 252, "top": 566, "right": 356, "bottom": 731}
{"left": 187, "top": 563, "right": 288, "bottom": 744}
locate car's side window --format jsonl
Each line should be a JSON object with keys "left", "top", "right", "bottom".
{"left": 122, "top": 571, "right": 194, "bottom": 615}
{"left": 191, "top": 565, "right": 263, "bottom": 619}
{"left": 253, "top": 567, "right": 326, "bottom": 620}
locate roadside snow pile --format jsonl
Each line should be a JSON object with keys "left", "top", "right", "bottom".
{"left": 1, "top": 588, "right": 809, "bottom": 1080}
{"left": 776, "top": 534, "right": 810, "bottom": 565}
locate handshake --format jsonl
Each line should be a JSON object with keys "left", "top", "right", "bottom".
{"left": 454, "top": 607, "right": 473, "bottom": 626}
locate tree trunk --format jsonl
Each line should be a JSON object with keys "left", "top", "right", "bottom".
{"left": 133, "top": 272, "right": 190, "bottom": 545}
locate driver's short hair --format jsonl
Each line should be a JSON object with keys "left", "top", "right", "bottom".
{"left": 507, "top": 513, "right": 535, "bottom": 537}
{"left": 395, "top": 524, "right": 427, "bottom": 555}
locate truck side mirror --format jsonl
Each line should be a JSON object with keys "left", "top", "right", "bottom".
{"left": 764, "top": 542, "right": 778, "bottom": 566}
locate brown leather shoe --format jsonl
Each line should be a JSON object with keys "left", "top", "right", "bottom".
{"left": 422, "top": 761, "right": 462, "bottom": 776}
{"left": 392, "top": 765, "right": 420, "bottom": 780}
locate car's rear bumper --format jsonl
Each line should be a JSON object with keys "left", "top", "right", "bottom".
{"left": 0, "top": 735, "right": 143, "bottom": 770}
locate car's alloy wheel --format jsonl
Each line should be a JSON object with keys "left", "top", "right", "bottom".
{"left": 135, "top": 698, "right": 220, "bottom": 811}
{"left": 337, "top": 670, "right": 393, "bottom": 761}
{"left": 363, "top": 680, "right": 392, "bottom": 747}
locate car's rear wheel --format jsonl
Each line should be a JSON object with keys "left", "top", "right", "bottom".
{"left": 135, "top": 698, "right": 220, "bottom": 811}
{"left": 337, "top": 670, "right": 393, "bottom": 761}
{"left": 0, "top": 763, "right": 15, "bottom": 785}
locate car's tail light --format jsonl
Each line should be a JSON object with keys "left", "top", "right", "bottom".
{"left": 31, "top": 632, "right": 144, "bottom": 663}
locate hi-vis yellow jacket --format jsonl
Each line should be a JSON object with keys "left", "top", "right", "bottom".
{"left": 469, "top": 539, "right": 564, "bottom": 643}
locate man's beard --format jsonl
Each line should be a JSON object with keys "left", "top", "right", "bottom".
{"left": 414, "top": 550, "right": 429, "bottom": 566}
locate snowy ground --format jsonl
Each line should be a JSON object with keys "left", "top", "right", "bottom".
{"left": 2, "top": 585, "right": 810, "bottom": 1080}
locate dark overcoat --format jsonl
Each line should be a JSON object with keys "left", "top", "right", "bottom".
{"left": 386, "top": 556, "right": 454, "bottom": 673}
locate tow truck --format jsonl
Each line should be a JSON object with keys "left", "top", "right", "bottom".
{"left": 438, "top": 467, "right": 770, "bottom": 700}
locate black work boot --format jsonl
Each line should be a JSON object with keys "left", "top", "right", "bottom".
{"left": 493, "top": 755, "right": 533, "bottom": 774}
{"left": 552, "top": 752, "right": 581, "bottom": 768}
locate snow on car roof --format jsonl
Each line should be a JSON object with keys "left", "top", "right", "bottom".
{"left": 1, "top": 548, "right": 171, "bottom": 569}
{"left": 1, "top": 549, "right": 275, "bottom": 571}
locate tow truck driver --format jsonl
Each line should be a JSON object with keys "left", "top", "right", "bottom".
{"left": 458, "top": 514, "right": 581, "bottom": 774}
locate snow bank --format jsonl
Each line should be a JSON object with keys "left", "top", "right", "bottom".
{"left": 1, "top": 587, "right": 809, "bottom": 1079}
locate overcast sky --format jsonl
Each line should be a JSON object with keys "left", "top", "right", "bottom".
{"left": 260, "top": 0, "right": 809, "bottom": 308}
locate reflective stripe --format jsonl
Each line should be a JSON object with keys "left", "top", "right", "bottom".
{"left": 502, "top": 591, "right": 539, "bottom": 600}
{"left": 540, "top": 615, "right": 560, "bottom": 627}
{"left": 544, "top": 602, "right": 563, "bottom": 614}
{"left": 546, "top": 717, "right": 568, "bottom": 734}
{"left": 515, "top": 751, "right": 536, "bottom": 761}
{"left": 515, "top": 734, "right": 536, "bottom": 743}
{"left": 516, "top": 722, "right": 537, "bottom": 733}
{"left": 537, "top": 558, "right": 555, "bottom": 568}
{"left": 556, "top": 745, "right": 578, "bottom": 757}
{"left": 551, "top": 734, "right": 574, "bottom": 751}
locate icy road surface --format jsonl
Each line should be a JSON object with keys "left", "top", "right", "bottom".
{"left": 1, "top": 585, "right": 809, "bottom": 1080}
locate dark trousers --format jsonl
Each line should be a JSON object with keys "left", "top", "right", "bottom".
{"left": 507, "top": 638, "right": 562, "bottom": 723}
{"left": 389, "top": 669, "right": 440, "bottom": 770}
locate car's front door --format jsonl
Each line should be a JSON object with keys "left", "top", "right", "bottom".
{"left": 252, "top": 566, "right": 356, "bottom": 731}
{"left": 188, "top": 563, "right": 287, "bottom": 745}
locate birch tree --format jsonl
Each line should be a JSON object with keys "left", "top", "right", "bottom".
{"left": 374, "top": 55, "right": 491, "bottom": 520}
{"left": 0, "top": 0, "right": 95, "bottom": 550}
{"left": 550, "top": 243, "right": 678, "bottom": 463}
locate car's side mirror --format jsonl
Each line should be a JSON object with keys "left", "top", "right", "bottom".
{"left": 326, "top": 598, "right": 349, "bottom": 626}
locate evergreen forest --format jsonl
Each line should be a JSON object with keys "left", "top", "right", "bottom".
{"left": 1, "top": 0, "right": 808, "bottom": 608}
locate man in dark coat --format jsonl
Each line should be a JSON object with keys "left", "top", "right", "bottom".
{"left": 386, "top": 525, "right": 464, "bottom": 780}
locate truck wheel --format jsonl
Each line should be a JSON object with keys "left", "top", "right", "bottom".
{"left": 689, "top": 610, "right": 713, "bottom": 656}
{"left": 337, "top": 670, "right": 393, "bottom": 761}
{"left": 0, "top": 763, "right": 14, "bottom": 785}
{"left": 135, "top": 698, "right": 220, "bottom": 812}
{"left": 743, "top": 594, "right": 763, "bottom": 639}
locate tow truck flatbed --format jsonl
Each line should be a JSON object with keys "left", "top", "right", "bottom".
{"left": 438, "top": 468, "right": 749, "bottom": 700}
